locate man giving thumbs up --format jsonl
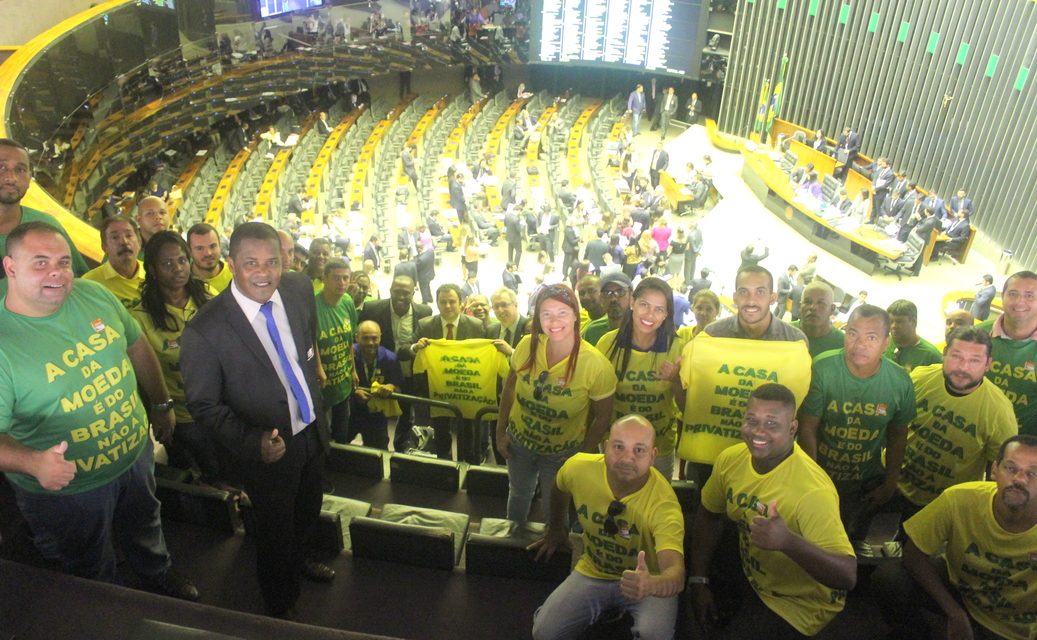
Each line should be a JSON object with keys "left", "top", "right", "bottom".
{"left": 529, "top": 415, "right": 685, "bottom": 640}
{"left": 689, "top": 383, "right": 857, "bottom": 639}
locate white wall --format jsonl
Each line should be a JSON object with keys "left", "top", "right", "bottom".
{"left": 0, "top": 0, "right": 98, "bottom": 45}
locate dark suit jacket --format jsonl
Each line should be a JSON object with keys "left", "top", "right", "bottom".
{"left": 973, "top": 285, "right": 996, "bottom": 320}
{"left": 359, "top": 298, "right": 433, "bottom": 360}
{"left": 317, "top": 119, "right": 332, "bottom": 135}
{"left": 562, "top": 225, "right": 580, "bottom": 254}
{"left": 490, "top": 315, "right": 529, "bottom": 347}
{"left": 181, "top": 272, "right": 327, "bottom": 464}
{"left": 949, "top": 196, "right": 974, "bottom": 216}
{"left": 945, "top": 218, "right": 971, "bottom": 241}
{"left": 448, "top": 178, "right": 467, "bottom": 214}
{"left": 504, "top": 210, "right": 523, "bottom": 244}
{"left": 415, "top": 249, "right": 435, "bottom": 284}
{"left": 501, "top": 179, "right": 517, "bottom": 209}
{"left": 650, "top": 150, "right": 669, "bottom": 172}
{"left": 416, "top": 314, "right": 487, "bottom": 341}
{"left": 502, "top": 269, "right": 520, "bottom": 292}
{"left": 393, "top": 260, "right": 417, "bottom": 283}
{"left": 364, "top": 242, "right": 381, "bottom": 268}
{"left": 584, "top": 238, "right": 609, "bottom": 269}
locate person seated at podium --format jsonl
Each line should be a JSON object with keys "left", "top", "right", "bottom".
{"left": 795, "top": 171, "right": 822, "bottom": 201}
{"left": 810, "top": 129, "right": 828, "bottom": 152}
{"left": 933, "top": 209, "right": 971, "bottom": 263}
{"left": 788, "top": 162, "right": 814, "bottom": 189}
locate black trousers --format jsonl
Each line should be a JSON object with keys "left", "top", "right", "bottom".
{"left": 240, "top": 424, "right": 324, "bottom": 616}
{"left": 508, "top": 240, "right": 522, "bottom": 265}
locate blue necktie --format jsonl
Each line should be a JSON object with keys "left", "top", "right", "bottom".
{"left": 260, "top": 301, "right": 314, "bottom": 425}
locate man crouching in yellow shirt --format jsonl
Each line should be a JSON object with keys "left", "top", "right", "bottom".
{"left": 529, "top": 415, "right": 685, "bottom": 640}
{"left": 690, "top": 383, "right": 857, "bottom": 638}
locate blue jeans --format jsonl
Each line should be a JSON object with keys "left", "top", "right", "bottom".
{"left": 13, "top": 439, "right": 170, "bottom": 583}
{"left": 506, "top": 433, "right": 575, "bottom": 523}
{"left": 532, "top": 572, "right": 678, "bottom": 640}
{"left": 631, "top": 110, "right": 642, "bottom": 134}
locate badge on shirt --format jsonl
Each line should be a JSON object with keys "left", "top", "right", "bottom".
{"left": 307, "top": 347, "right": 314, "bottom": 360}
{"left": 91, "top": 319, "right": 106, "bottom": 332}
{"left": 1026, "top": 361, "right": 1035, "bottom": 372}
{"left": 163, "top": 338, "right": 179, "bottom": 350}
{"left": 876, "top": 403, "right": 888, "bottom": 416}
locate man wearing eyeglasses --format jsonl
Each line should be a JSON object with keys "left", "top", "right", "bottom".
{"left": 529, "top": 415, "right": 685, "bottom": 640}
{"left": 690, "top": 383, "right": 856, "bottom": 638}
{"left": 873, "top": 434, "right": 1037, "bottom": 640}
{"left": 582, "top": 272, "right": 632, "bottom": 346}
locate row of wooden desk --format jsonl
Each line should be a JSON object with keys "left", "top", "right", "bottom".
{"left": 305, "top": 106, "right": 366, "bottom": 226}
{"left": 350, "top": 95, "right": 417, "bottom": 210}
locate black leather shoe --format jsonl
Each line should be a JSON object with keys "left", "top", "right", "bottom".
{"left": 147, "top": 569, "right": 200, "bottom": 602}
{"left": 302, "top": 560, "right": 335, "bottom": 582}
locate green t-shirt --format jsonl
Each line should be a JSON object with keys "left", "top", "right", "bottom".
{"left": 791, "top": 321, "right": 845, "bottom": 359}
{"left": 581, "top": 315, "right": 614, "bottom": 346}
{"left": 316, "top": 293, "right": 357, "bottom": 407}
{"left": 978, "top": 319, "right": 1037, "bottom": 436}
{"left": 0, "top": 207, "right": 89, "bottom": 276}
{"left": 884, "top": 337, "right": 943, "bottom": 372}
{"left": 0, "top": 279, "right": 148, "bottom": 494}
{"left": 595, "top": 329, "right": 686, "bottom": 457}
{"left": 905, "top": 482, "right": 1037, "bottom": 640}
{"left": 899, "top": 364, "right": 1017, "bottom": 507}
{"left": 801, "top": 350, "right": 917, "bottom": 488}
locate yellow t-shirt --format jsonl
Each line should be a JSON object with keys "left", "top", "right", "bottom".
{"left": 507, "top": 335, "right": 617, "bottom": 455}
{"left": 199, "top": 262, "right": 233, "bottom": 293}
{"left": 678, "top": 335, "right": 811, "bottom": 464}
{"left": 130, "top": 299, "right": 201, "bottom": 424}
{"left": 82, "top": 260, "right": 145, "bottom": 309}
{"left": 905, "top": 482, "right": 1037, "bottom": 640}
{"left": 596, "top": 330, "right": 686, "bottom": 457}
{"left": 701, "top": 443, "right": 854, "bottom": 636}
{"left": 413, "top": 338, "right": 509, "bottom": 419}
{"left": 900, "top": 364, "right": 1018, "bottom": 506}
{"left": 557, "top": 453, "right": 684, "bottom": 580}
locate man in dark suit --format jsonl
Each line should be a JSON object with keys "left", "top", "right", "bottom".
{"left": 287, "top": 187, "right": 306, "bottom": 218}
{"left": 686, "top": 91, "right": 703, "bottom": 124}
{"left": 359, "top": 275, "right": 433, "bottom": 452}
{"left": 501, "top": 173, "right": 517, "bottom": 211}
{"left": 410, "top": 283, "right": 488, "bottom": 459}
{"left": 869, "top": 157, "right": 895, "bottom": 223}
{"left": 415, "top": 248, "right": 435, "bottom": 304}
{"left": 181, "top": 223, "right": 333, "bottom": 619}
{"left": 774, "top": 264, "right": 798, "bottom": 319}
{"left": 502, "top": 261, "right": 521, "bottom": 293}
{"left": 653, "top": 86, "right": 678, "bottom": 139}
{"left": 833, "top": 126, "right": 860, "bottom": 181}
{"left": 393, "top": 249, "right": 417, "bottom": 283}
{"left": 504, "top": 206, "right": 524, "bottom": 265}
{"left": 363, "top": 234, "right": 381, "bottom": 270}
{"left": 649, "top": 142, "right": 669, "bottom": 189}
{"left": 316, "top": 111, "right": 333, "bottom": 136}
{"left": 561, "top": 220, "right": 581, "bottom": 281}
{"left": 583, "top": 232, "right": 609, "bottom": 272}
{"left": 556, "top": 180, "right": 577, "bottom": 211}
{"left": 401, "top": 144, "right": 418, "bottom": 190}
{"left": 949, "top": 189, "right": 974, "bottom": 218}
{"left": 448, "top": 170, "right": 467, "bottom": 218}
{"left": 397, "top": 226, "right": 419, "bottom": 260}
{"left": 934, "top": 211, "right": 971, "bottom": 262}
{"left": 487, "top": 286, "right": 529, "bottom": 463}
{"left": 536, "top": 206, "right": 560, "bottom": 262}
{"left": 973, "top": 274, "right": 996, "bottom": 321}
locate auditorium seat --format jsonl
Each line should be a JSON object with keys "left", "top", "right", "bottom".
{"left": 389, "top": 452, "right": 461, "bottom": 492}
{"left": 350, "top": 503, "right": 470, "bottom": 570}
{"left": 465, "top": 518, "right": 571, "bottom": 582}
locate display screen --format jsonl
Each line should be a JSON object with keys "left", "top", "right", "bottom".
{"left": 257, "top": 0, "right": 325, "bottom": 19}
{"left": 530, "top": 0, "right": 709, "bottom": 77}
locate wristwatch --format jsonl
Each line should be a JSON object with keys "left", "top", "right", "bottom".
{"left": 152, "top": 398, "right": 175, "bottom": 412}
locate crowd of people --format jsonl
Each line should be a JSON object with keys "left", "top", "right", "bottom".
{"left": 2, "top": 98, "right": 1036, "bottom": 640}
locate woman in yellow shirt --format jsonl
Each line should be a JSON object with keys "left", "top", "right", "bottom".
{"left": 132, "top": 232, "right": 219, "bottom": 482}
{"left": 597, "top": 277, "right": 685, "bottom": 478}
{"left": 496, "top": 284, "right": 617, "bottom": 523}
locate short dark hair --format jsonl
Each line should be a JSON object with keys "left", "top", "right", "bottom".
{"left": 5, "top": 220, "right": 63, "bottom": 255}
{"left": 887, "top": 299, "right": 918, "bottom": 323}
{"left": 186, "top": 222, "right": 219, "bottom": 241}
{"left": 945, "top": 327, "right": 993, "bottom": 358}
{"left": 324, "top": 258, "right": 350, "bottom": 276}
{"left": 0, "top": 138, "right": 30, "bottom": 171}
{"left": 436, "top": 283, "right": 463, "bottom": 301}
{"left": 99, "top": 215, "right": 140, "bottom": 241}
{"left": 736, "top": 265, "right": 774, "bottom": 292}
{"left": 848, "top": 304, "right": 891, "bottom": 335}
{"left": 996, "top": 435, "right": 1037, "bottom": 464}
{"left": 748, "top": 383, "right": 797, "bottom": 414}
{"left": 1004, "top": 271, "right": 1037, "bottom": 296}
{"left": 229, "top": 222, "right": 280, "bottom": 258}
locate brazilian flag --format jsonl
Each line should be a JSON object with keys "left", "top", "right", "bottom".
{"left": 765, "top": 54, "right": 790, "bottom": 137}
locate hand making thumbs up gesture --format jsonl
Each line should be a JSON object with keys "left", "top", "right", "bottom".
{"left": 620, "top": 550, "right": 653, "bottom": 601}
{"left": 749, "top": 500, "right": 791, "bottom": 551}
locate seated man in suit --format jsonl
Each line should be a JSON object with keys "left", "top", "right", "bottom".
{"left": 410, "top": 283, "right": 488, "bottom": 459}
{"left": 359, "top": 275, "right": 433, "bottom": 452}
{"left": 470, "top": 206, "right": 501, "bottom": 245}
{"left": 933, "top": 210, "right": 972, "bottom": 263}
